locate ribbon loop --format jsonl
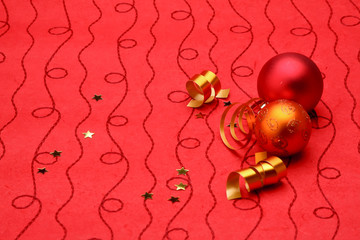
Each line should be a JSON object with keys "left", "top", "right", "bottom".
{"left": 220, "top": 98, "right": 266, "bottom": 150}
{"left": 226, "top": 154, "right": 287, "bottom": 200}
{"left": 186, "top": 70, "right": 229, "bottom": 108}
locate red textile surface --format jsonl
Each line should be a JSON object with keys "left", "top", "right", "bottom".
{"left": 0, "top": 0, "right": 359, "bottom": 239}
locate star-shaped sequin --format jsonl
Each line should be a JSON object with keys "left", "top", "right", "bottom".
{"left": 195, "top": 112, "right": 205, "bottom": 119}
{"left": 176, "top": 167, "right": 189, "bottom": 176}
{"left": 168, "top": 196, "right": 180, "bottom": 203}
{"left": 141, "top": 192, "right": 153, "bottom": 200}
{"left": 92, "top": 94, "right": 103, "bottom": 101}
{"left": 175, "top": 182, "right": 187, "bottom": 191}
{"left": 50, "top": 150, "right": 62, "bottom": 157}
{"left": 224, "top": 101, "right": 232, "bottom": 106}
{"left": 37, "top": 168, "right": 48, "bottom": 174}
{"left": 82, "top": 130, "right": 94, "bottom": 139}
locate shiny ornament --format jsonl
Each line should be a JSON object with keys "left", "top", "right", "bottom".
{"left": 254, "top": 99, "right": 312, "bottom": 156}
{"left": 257, "top": 52, "right": 323, "bottom": 111}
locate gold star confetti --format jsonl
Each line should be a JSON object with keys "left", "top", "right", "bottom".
{"left": 82, "top": 130, "right": 94, "bottom": 139}
{"left": 141, "top": 192, "right": 153, "bottom": 200}
{"left": 92, "top": 94, "right": 103, "bottom": 101}
{"left": 195, "top": 112, "right": 205, "bottom": 119}
{"left": 176, "top": 167, "right": 189, "bottom": 176}
{"left": 168, "top": 196, "right": 180, "bottom": 203}
{"left": 50, "top": 150, "right": 62, "bottom": 157}
{"left": 37, "top": 168, "right": 48, "bottom": 174}
{"left": 224, "top": 101, "right": 232, "bottom": 106}
{"left": 175, "top": 182, "right": 187, "bottom": 191}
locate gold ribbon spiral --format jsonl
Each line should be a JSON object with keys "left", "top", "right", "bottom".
{"left": 220, "top": 98, "right": 267, "bottom": 150}
{"left": 186, "top": 70, "right": 230, "bottom": 108}
{"left": 226, "top": 152, "right": 287, "bottom": 200}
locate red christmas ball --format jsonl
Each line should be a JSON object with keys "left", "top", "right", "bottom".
{"left": 257, "top": 52, "right": 323, "bottom": 111}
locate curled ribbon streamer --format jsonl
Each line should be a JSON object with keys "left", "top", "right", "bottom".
{"left": 186, "top": 70, "right": 230, "bottom": 108}
{"left": 220, "top": 98, "right": 266, "bottom": 150}
{"left": 226, "top": 152, "right": 287, "bottom": 200}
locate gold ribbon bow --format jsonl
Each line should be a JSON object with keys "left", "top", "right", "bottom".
{"left": 226, "top": 152, "right": 287, "bottom": 200}
{"left": 186, "top": 70, "right": 230, "bottom": 108}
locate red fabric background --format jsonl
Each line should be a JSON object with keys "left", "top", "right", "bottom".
{"left": 0, "top": 0, "right": 359, "bottom": 239}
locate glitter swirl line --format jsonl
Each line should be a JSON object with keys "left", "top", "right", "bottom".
{"left": 206, "top": 0, "right": 218, "bottom": 74}
{"left": 14, "top": 108, "right": 61, "bottom": 240}
{"left": 285, "top": 176, "right": 298, "bottom": 240}
{"left": 228, "top": 0, "right": 254, "bottom": 99}
{"left": 175, "top": 0, "right": 195, "bottom": 79}
{"left": 111, "top": 0, "right": 153, "bottom": 238}
{"left": 140, "top": 0, "right": 160, "bottom": 221}
{"left": 96, "top": 0, "right": 135, "bottom": 238}
{"left": 204, "top": 100, "right": 218, "bottom": 239}
{"left": 53, "top": 0, "right": 96, "bottom": 238}
{"left": 264, "top": 0, "right": 278, "bottom": 55}
{"left": 163, "top": 108, "right": 195, "bottom": 238}
{"left": 8, "top": 1, "right": 54, "bottom": 238}
{"left": 314, "top": 99, "right": 340, "bottom": 239}
{"left": 14, "top": 0, "right": 69, "bottom": 235}
{"left": 0, "top": 0, "right": 37, "bottom": 162}
{"left": 326, "top": 0, "right": 359, "bottom": 131}
{"left": 43, "top": 0, "right": 73, "bottom": 113}
{"left": 203, "top": 1, "right": 219, "bottom": 238}
{"left": 289, "top": 0, "right": 318, "bottom": 58}
{"left": 139, "top": 0, "right": 157, "bottom": 233}
{"left": 162, "top": 0, "right": 195, "bottom": 237}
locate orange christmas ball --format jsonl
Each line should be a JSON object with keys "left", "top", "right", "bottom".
{"left": 254, "top": 99, "right": 312, "bottom": 156}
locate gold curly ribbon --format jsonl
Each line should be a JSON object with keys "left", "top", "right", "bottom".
{"left": 220, "top": 98, "right": 266, "bottom": 150}
{"left": 226, "top": 152, "right": 287, "bottom": 200}
{"left": 186, "top": 70, "right": 230, "bottom": 108}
